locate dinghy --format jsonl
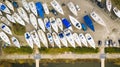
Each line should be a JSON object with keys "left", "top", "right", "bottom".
{"left": 67, "top": 2, "right": 77, "bottom": 16}
{"left": 64, "top": 29, "right": 75, "bottom": 48}
{"left": 42, "top": 3, "right": 49, "bottom": 15}
{"left": 29, "top": 2, "right": 38, "bottom": 16}
{"left": 113, "top": 7, "right": 120, "bottom": 18}
{"left": 83, "top": 15, "right": 95, "bottom": 31}
{"left": 106, "top": 0, "right": 112, "bottom": 12}
{"left": 85, "top": 33, "right": 95, "bottom": 48}
{"left": 0, "top": 31, "right": 11, "bottom": 44}
{"left": 5, "top": 0, "right": 14, "bottom": 11}
{"left": 73, "top": 33, "right": 82, "bottom": 47}
{"left": 79, "top": 33, "right": 88, "bottom": 47}
{"left": 69, "top": 15, "right": 82, "bottom": 30}
{"left": 52, "top": 32, "right": 61, "bottom": 48}
{"left": 11, "top": 37, "right": 20, "bottom": 48}
{"left": 0, "top": 3, "right": 11, "bottom": 14}
{"left": 44, "top": 17, "right": 52, "bottom": 33}
{"left": 38, "top": 18, "right": 46, "bottom": 32}
{"left": 0, "top": 16, "right": 11, "bottom": 26}
{"left": 35, "top": 2, "right": 44, "bottom": 18}
{"left": 56, "top": 18, "right": 63, "bottom": 31}
{"left": 22, "top": 0, "right": 30, "bottom": 13}
{"left": 29, "top": 13, "right": 38, "bottom": 29}
{"left": 0, "top": 23, "right": 12, "bottom": 35}
{"left": 6, "top": 14, "right": 16, "bottom": 23}
{"left": 58, "top": 32, "right": 68, "bottom": 47}
{"left": 50, "top": 17, "right": 58, "bottom": 33}
{"left": 62, "top": 18, "right": 73, "bottom": 31}
{"left": 17, "top": 7, "right": 29, "bottom": 23}
{"left": 90, "top": 11, "right": 106, "bottom": 26}
{"left": 81, "top": 23, "right": 87, "bottom": 31}
{"left": 50, "top": 0, "right": 64, "bottom": 15}
{"left": 47, "top": 33, "right": 54, "bottom": 47}
{"left": 12, "top": 13, "right": 25, "bottom": 26}
{"left": 37, "top": 29, "right": 48, "bottom": 48}
{"left": 24, "top": 32, "right": 33, "bottom": 48}
{"left": 30, "top": 30, "right": 41, "bottom": 48}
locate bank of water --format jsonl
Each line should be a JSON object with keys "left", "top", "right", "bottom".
{"left": 0, "top": 59, "right": 120, "bottom": 67}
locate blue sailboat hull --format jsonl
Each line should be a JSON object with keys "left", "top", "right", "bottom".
{"left": 35, "top": 2, "right": 44, "bottom": 18}
{"left": 62, "top": 18, "right": 71, "bottom": 29}
{"left": 83, "top": 15, "right": 95, "bottom": 32}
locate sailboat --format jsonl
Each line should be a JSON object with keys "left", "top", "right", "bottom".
{"left": 62, "top": 18, "right": 73, "bottom": 31}
{"left": 50, "top": 0, "right": 64, "bottom": 15}
{"left": 30, "top": 30, "right": 41, "bottom": 48}
{"left": 5, "top": 0, "right": 14, "bottom": 11}
{"left": 83, "top": 15, "right": 95, "bottom": 31}
{"left": 38, "top": 18, "right": 46, "bottom": 32}
{"left": 42, "top": 3, "right": 49, "bottom": 15}
{"left": 6, "top": 14, "right": 16, "bottom": 23}
{"left": 29, "top": 2, "right": 38, "bottom": 16}
{"left": 12, "top": 13, "right": 25, "bottom": 26}
{"left": 58, "top": 32, "right": 68, "bottom": 47}
{"left": 64, "top": 29, "right": 75, "bottom": 48}
{"left": 22, "top": 0, "right": 30, "bottom": 13}
{"left": 11, "top": 37, "right": 21, "bottom": 48}
{"left": 29, "top": 13, "right": 38, "bottom": 29}
{"left": 0, "top": 31, "right": 11, "bottom": 44}
{"left": 79, "top": 33, "right": 88, "bottom": 47}
{"left": 56, "top": 18, "right": 63, "bottom": 31}
{"left": 106, "top": 0, "right": 112, "bottom": 12}
{"left": 0, "top": 23, "right": 12, "bottom": 35}
{"left": 17, "top": 7, "right": 29, "bottom": 23}
{"left": 73, "top": 33, "right": 82, "bottom": 47}
{"left": 37, "top": 29, "right": 48, "bottom": 48}
{"left": 67, "top": 2, "right": 77, "bottom": 16}
{"left": 35, "top": 2, "right": 44, "bottom": 18}
{"left": 0, "top": 3, "right": 11, "bottom": 14}
{"left": 90, "top": 11, "right": 106, "bottom": 26}
{"left": 47, "top": 33, "right": 54, "bottom": 47}
{"left": 113, "top": 7, "right": 120, "bottom": 18}
{"left": 50, "top": 17, "right": 58, "bottom": 33}
{"left": 85, "top": 33, "right": 96, "bottom": 48}
{"left": 0, "top": 16, "right": 11, "bottom": 26}
{"left": 24, "top": 32, "right": 34, "bottom": 48}
{"left": 52, "top": 32, "right": 61, "bottom": 48}
{"left": 69, "top": 15, "right": 82, "bottom": 30}
{"left": 44, "top": 17, "right": 52, "bottom": 33}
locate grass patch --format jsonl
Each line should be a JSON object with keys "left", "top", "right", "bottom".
{"left": 3, "top": 46, "right": 33, "bottom": 54}
{"left": 39, "top": 47, "right": 99, "bottom": 54}
{"left": 105, "top": 47, "right": 120, "bottom": 53}
{"left": 111, "top": 0, "right": 120, "bottom": 9}
{"left": 12, "top": 23, "right": 26, "bottom": 35}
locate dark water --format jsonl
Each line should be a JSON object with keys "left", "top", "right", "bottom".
{"left": 12, "top": 62, "right": 120, "bottom": 67}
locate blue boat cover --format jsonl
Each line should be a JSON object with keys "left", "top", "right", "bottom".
{"left": 2, "top": 25, "right": 5, "bottom": 29}
{"left": 35, "top": 2, "right": 44, "bottom": 18}
{"left": 62, "top": 18, "right": 71, "bottom": 29}
{"left": 26, "top": 34, "right": 30, "bottom": 39}
{"left": 81, "top": 23, "right": 87, "bottom": 31}
{"left": 46, "top": 21, "right": 50, "bottom": 28}
{"left": 83, "top": 15, "right": 95, "bottom": 31}
{"left": 59, "top": 32, "right": 64, "bottom": 38}
{"left": 0, "top": 4, "right": 6, "bottom": 11}
{"left": 12, "top": 2, "right": 19, "bottom": 8}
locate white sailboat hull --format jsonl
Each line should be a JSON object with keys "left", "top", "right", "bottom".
{"left": 11, "top": 37, "right": 20, "bottom": 48}
{"left": 106, "top": 0, "right": 112, "bottom": 12}
{"left": 47, "top": 33, "right": 54, "bottom": 47}
{"left": 44, "top": 18, "right": 52, "bottom": 33}
{"left": 50, "top": 17, "right": 58, "bottom": 33}
{"left": 6, "top": 14, "right": 16, "bottom": 23}
{"left": 42, "top": 3, "right": 49, "bottom": 15}
{"left": 56, "top": 18, "right": 63, "bottom": 31}
{"left": 29, "top": 2, "right": 37, "bottom": 16}
{"left": 0, "top": 16, "right": 11, "bottom": 26}
{"left": 29, "top": 13, "right": 38, "bottom": 29}
{"left": 38, "top": 18, "right": 46, "bottom": 32}
{"left": 79, "top": 33, "right": 88, "bottom": 47}
{"left": 0, "top": 32, "right": 11, "bottom": 44}
{"left": 73, "top": 33, "right": 82, "bottom": 47}
{"left": 113, "top": 7, "right": 120, "bottom": 18}
{"left": 5, "top": 0, "right": 14, "bottom": 11}
{"left": 22, "top": 0, "right": 30, "bottom": 13}
{"left": 0, "top": 3, "right": 11, "bottom": 14}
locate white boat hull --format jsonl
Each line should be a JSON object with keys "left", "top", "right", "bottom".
{"left": 42, "top": 3, "right": 49, "bottom": 15}
{"left": 29, "top": 13, "right": 38, "bottom": 29}
{"left": 50, "top": 17, "right": 58, "bottom": 33}
{"left": 56, "top": 18, "right": 63, "bottom": 31}
{"left": 113, "top": 7, "right": 120, "bottom": 18}
{"left": 47, "top": 33, "right": 54, "bottom": 47}
{"left": 5, "top": 0, "right": 14, "bottom": 11}
{"left": 11, "top": 37, "right": 21, "bottom": 48}
{"left": 0, "top": 3, "right": 11, "bottom": 14}
{"left": 79, "top": 33, "right": 88, "bottom": 47}
{"left": 106, "top": 0, "right": 112, "bottom": 12}
{"left": 38, "top": 18, "right": 46, "bottom": 32}
{"left": 29, "top": 2, "right": 38, "bottom": 16}
{"left": 0, "top": 32, "right": 11, "bottom": 44}
{"left": 0, "top": 16, "right": 11, "bottom": 26}
{"left": 6, "top": 14, "right": 16, "bottom": 23}
{"left": 22, "top": 0, "right": 30, "bottom": 13}
{"left": 44, "top": 18, "right": 52, "bottom": 33}
{"left": 73, "top": 33, "right": 82, "bottom": 47}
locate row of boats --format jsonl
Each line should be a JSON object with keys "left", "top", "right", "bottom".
{"left": 0, "top": 28, "right": 96, "bottom": 49}
{"left": 106, "top": 0, "right": 120, "bottom": 18}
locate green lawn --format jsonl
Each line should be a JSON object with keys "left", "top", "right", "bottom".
{"left": 12, "top": 23, "right": 26, "bottom": 36}
{"left": 105, "top": 47, "right": 120, "bottom": 53}
{"left": 3, "top": 46, "right": 33, "bottom": 54}
{"left": 39, "top": 47, "right": 99, "bottom": 54}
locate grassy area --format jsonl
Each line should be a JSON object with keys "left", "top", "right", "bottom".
{"left": 12, "top": 23, "right": 26, "bottom": 36}
{"left": 39, "top": 47, "right": 99, "bottom": 54}
{"left": 111, "top": 0, "right": 120, "bottom": 9}
{"left": 3, "top": 46, "right": 33, "bottom": 54}
{"left": 105, "top": 47, "right": 120, "bottom": 53}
